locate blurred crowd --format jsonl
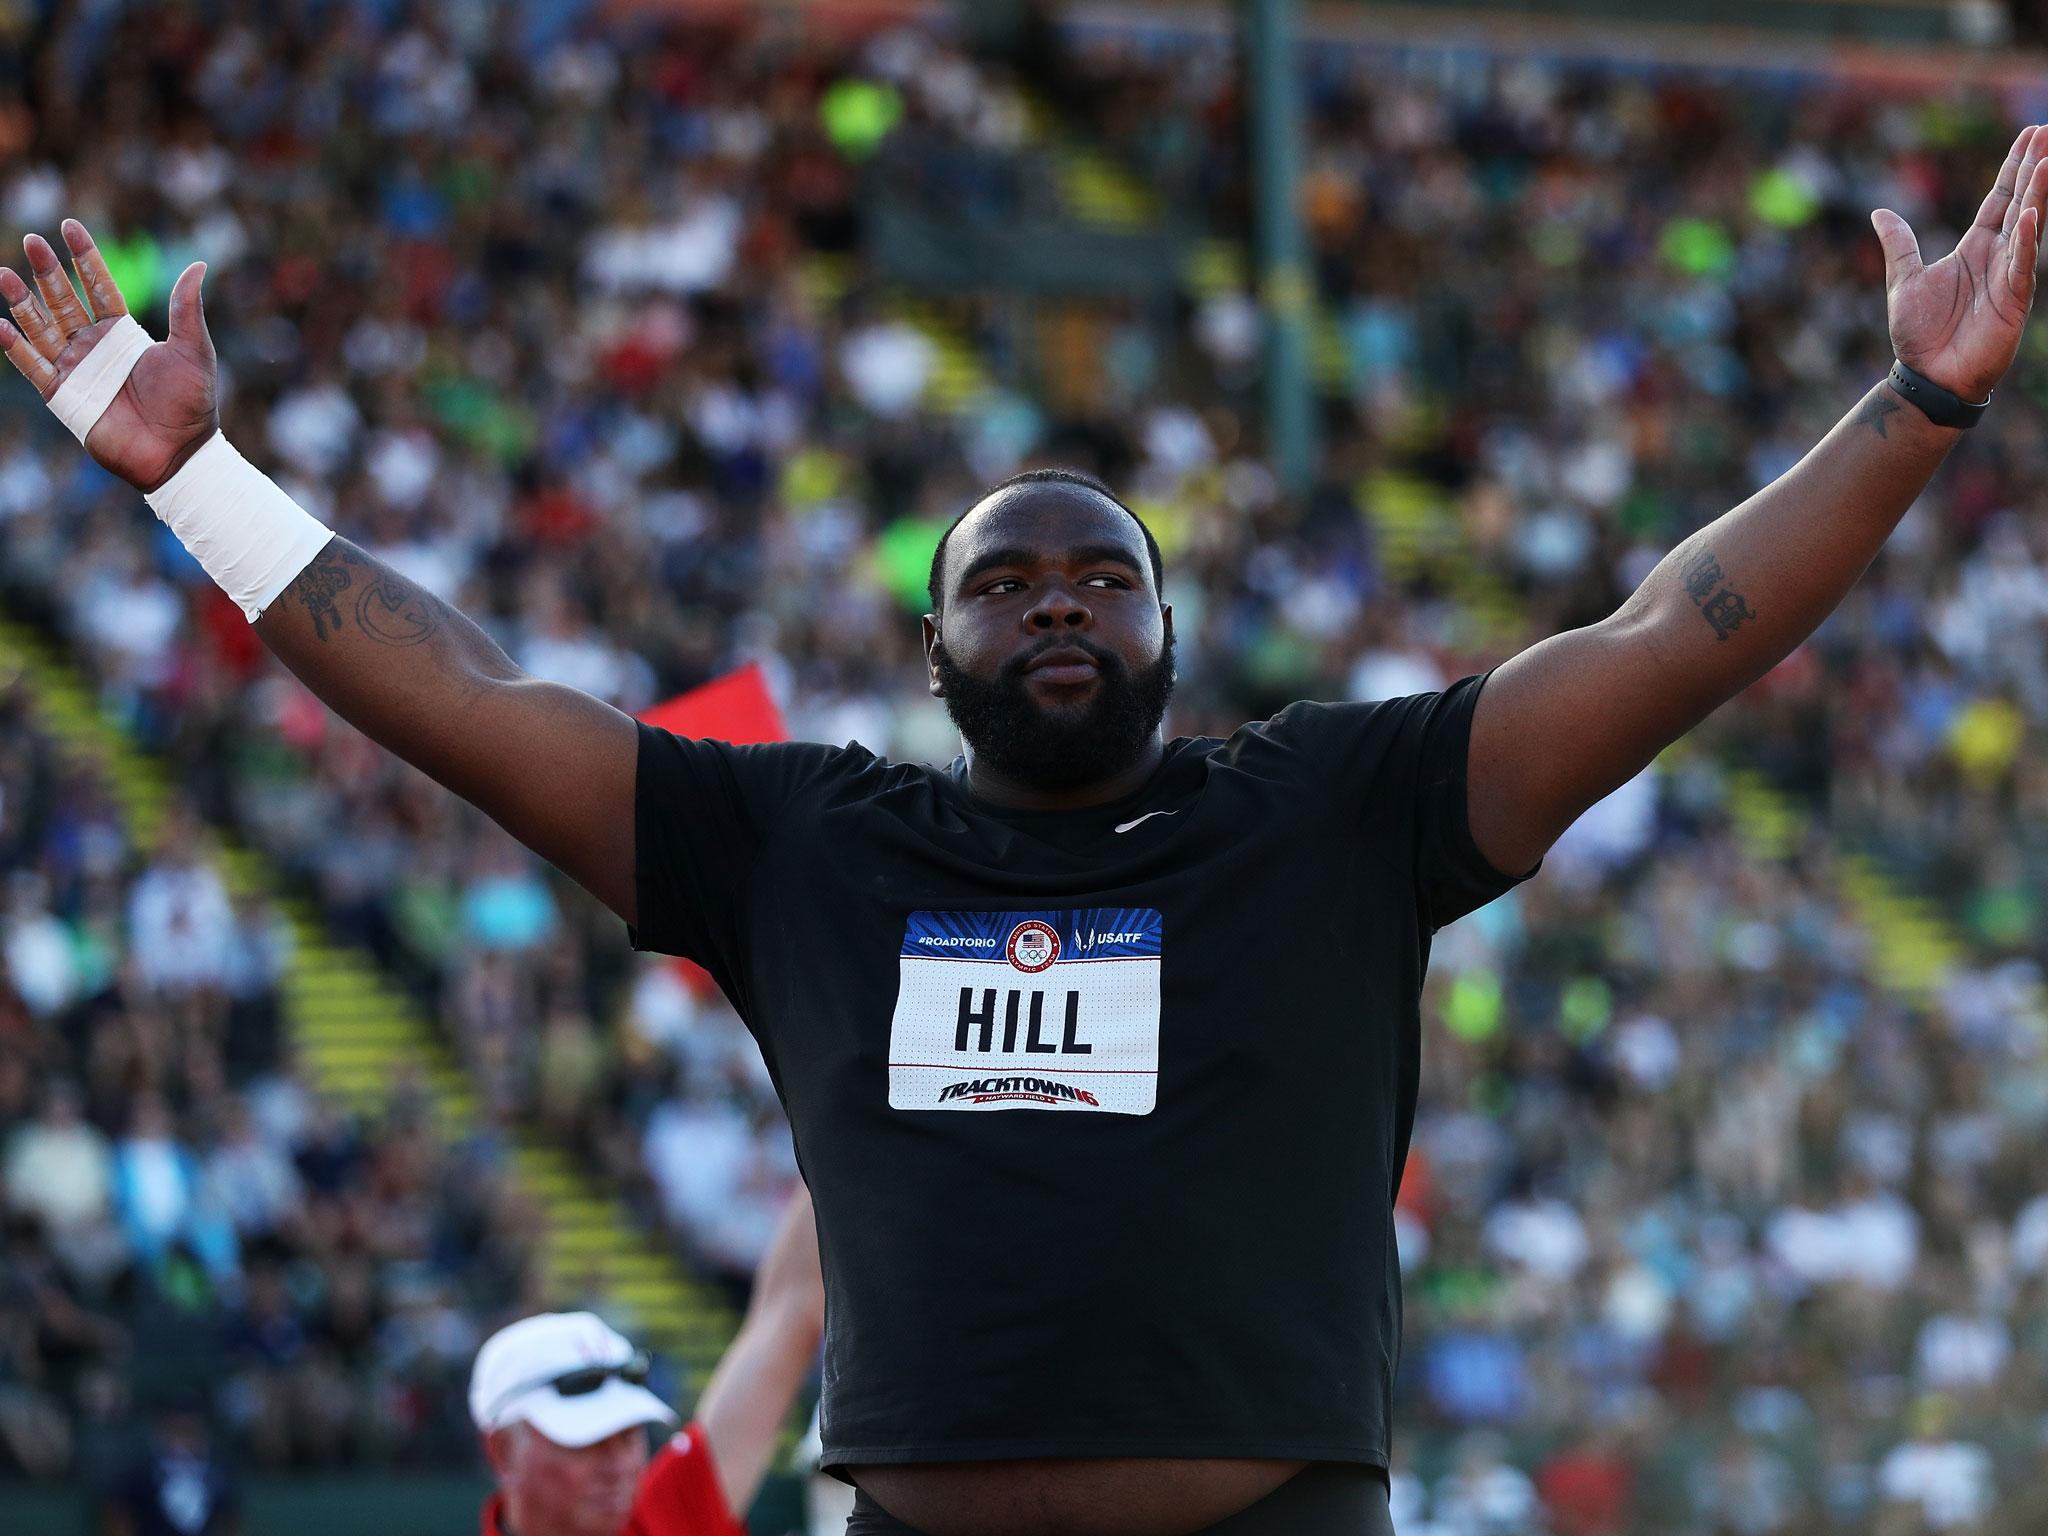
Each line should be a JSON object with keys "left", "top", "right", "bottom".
{"left": 6, "top": 1, "right": 2048, "bottom": 1531}
{"left": 0, "top": 670, "right": 552, "bottom": 1491}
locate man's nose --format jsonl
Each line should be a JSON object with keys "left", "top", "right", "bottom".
{"left": 1026, "top": 581, "right": 1091, "bottom": 629}
{"left": 601, "top": 1431, "right": 644, "bottom": 1473}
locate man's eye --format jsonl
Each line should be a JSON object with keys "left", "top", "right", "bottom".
{"left": 982, "top": 579, "right": 1025, "bottom": 594}
{"left": 1083, "top": 575, "right": 1129, "bottom": 588}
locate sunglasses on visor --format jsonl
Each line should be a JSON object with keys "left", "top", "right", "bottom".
{"left": 489, "top": 1350, "right": 654, "bottom": 1424}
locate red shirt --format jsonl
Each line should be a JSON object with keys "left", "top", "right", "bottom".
{"left": 1535, "top": 1444, "right": 1633, "bottom": 1536}
{"left": 481, "top": 1423, "right": 743, "bottom": 1536}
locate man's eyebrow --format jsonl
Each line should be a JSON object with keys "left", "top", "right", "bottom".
{"left": 954, "top": 543, "right": 1145, "bottom": 590}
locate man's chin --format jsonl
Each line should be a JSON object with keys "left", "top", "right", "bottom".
{"left": 587, "top": 1491, "right": 638, "bottom": 1533}
{"left": 1020, "top": 675, "right": 1105, "bottom": 712}
{"left": 977, "top": 724, "right": 1132, "bottom": 789}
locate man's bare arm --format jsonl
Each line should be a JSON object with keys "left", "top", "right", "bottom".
{"left": 1466, "top": 125, "right": 2048, "bottom": 877}
{"left": 696, "top": 1186, "right": 824, "bottom": 1518}
{"left": 0, "top": 221, "right": 642, "bottom": 925}
{"left": 254, "top": 538, "right": 639, "bottom": 922}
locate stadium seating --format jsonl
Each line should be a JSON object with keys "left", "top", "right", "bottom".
{"left": 5, "top": 3, "right": 2048, "bottom": 1532}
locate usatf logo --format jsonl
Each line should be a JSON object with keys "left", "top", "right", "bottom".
{"left": 1006, "top": 920, "right": 1059, "bottom": 973}
{"left": 936, "top": 1076, "right": 1100, "bottom": 1108}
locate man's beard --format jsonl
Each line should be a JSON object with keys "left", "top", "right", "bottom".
{"left": 933, "top": 632, "right": 1176, "bottom": 795}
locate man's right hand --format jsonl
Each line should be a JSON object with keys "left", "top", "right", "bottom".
{"left": 2, "top": 218, "right": 645, "bottom": 931}
{"left": 0, "top": 219, "right": 218, "bottom": 492}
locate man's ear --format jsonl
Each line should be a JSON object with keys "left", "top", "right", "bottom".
{"left": 482, "top": 1427, "right": 517, "bottom": 1478}
{"left": 922, "top": 614, "right": 944, "bottom": 698}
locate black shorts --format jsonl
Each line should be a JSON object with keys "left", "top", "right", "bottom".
{"left": 843, "top": 1462, "right": 1394, "bottom": 1536}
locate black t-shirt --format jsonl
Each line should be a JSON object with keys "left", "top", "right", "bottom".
{"left": 630, "top": 673, "right": 1531, "bottom": 1470}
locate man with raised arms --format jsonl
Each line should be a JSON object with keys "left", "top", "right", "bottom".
{"left": 7, "top": 125, "right": 2047, "bottom": 1535}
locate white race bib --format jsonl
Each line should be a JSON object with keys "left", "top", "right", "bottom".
{"left": 887, "top": 909, "right": 1162, "bottom": 1114}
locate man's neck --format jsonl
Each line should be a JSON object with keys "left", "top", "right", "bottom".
{"left": 960, "top": 736, "right": 1166, "bottom": 811}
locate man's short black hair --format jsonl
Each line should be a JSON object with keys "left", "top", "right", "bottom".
{"left": 926, "top": 468, "right": 1165, "bottom": 613}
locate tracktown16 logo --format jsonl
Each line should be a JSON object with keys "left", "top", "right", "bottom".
{"left": 936, "top": 1075, "right": 1100, "bottom": 1107}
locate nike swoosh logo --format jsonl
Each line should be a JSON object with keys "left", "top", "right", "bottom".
{"left": 1113, "top": 809, "right": 1179, "bottom": 834}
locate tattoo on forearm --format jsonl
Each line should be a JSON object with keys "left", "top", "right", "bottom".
{"left": 289, "top": 542, "right": 443, "bottom": 646}
{"left": 353, "top": 564, "right": 440, "bottom": 646}
{"left": 294, "top": 556, "right": 352, "bottom": 641}
{"left": 1854, "top": 393, "right": 1900, "bottom": 438}
{"left": 1677, "top": 547, "right": 1756, "bottom": 642}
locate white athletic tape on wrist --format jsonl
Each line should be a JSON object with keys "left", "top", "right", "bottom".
{"left": 144, "top": 432, "right": 335, "bottom": 624}
{"left": 46, "top": 313, "right": 152, "bottom": 444}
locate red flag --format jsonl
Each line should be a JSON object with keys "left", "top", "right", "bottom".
{"left": 637, "top": 661, "right": 787, "bottom": 744}
{"left": 637, "top": 665, "right": 787, "bottom": 998}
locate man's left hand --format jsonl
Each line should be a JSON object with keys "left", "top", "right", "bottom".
{"left": 1873, "top": 122, "right": 2048, "bottom": 404}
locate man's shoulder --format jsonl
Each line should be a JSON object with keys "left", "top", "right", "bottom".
{"left": 637, "top": 727, "right": 904, "bottom": 802}
{"left": 652, "top": 1422, "right": 715, "bottom": 1470}
{"left": 1208, "top": 695, "right": 1409, "bottom": 769}
{"left": 628, "top": 1423, "right": 741, "bottom": 1536}
{"left": 648, "top": 728, "right": 947, "bottom": 774}
{"left": 1226, "top": 681, "right": 1483, "bottom": 763}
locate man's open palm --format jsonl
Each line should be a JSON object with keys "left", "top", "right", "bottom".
{"left": 1874, "top": 123, "right": 2048, "bottom": 404}
{"left": 0, "top": 219, "right": 217, "bottom": 492}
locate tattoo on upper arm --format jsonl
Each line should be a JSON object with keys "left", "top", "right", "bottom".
{"left": 1677, "top": 547, "right": 1756, "bottom": 642}
{"left": 1679, "top": 550, "right": 1725, "bottom": 603}
{"left": 1854, "top": 393, "right": 1901, "bottom": 438}
{"left": 290, "top": 542, "right": 443, "bottom": 646}
{"left": 1699, "top": 587, "right": 1756, "bottom": 640}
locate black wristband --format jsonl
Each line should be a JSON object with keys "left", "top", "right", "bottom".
{"left": 1888, "top": 358, "right": 1990, "bottom": 429}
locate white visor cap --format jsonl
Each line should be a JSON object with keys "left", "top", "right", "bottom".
{"left": 469, "top": 1311, "right": 678, "bottom": 1448}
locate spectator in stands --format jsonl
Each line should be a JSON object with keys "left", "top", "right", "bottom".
{"left": 103, "top": 1401, "right": 242, "bottom": 1536}
{"left": 4, "top": 1079, "right": 120, "bottom": 1283}
{"left": 474, "top": 1187, "right": 822, "bottom": 1536}
{"left": 1877, "top": 1396, "right": 1996, "bottom": 1533}
{"left": 125, "top": 810, "right": 233, "bottom": 1008}
{"left": 110, "top": 1092, "right": 235, "bottom": 1286}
